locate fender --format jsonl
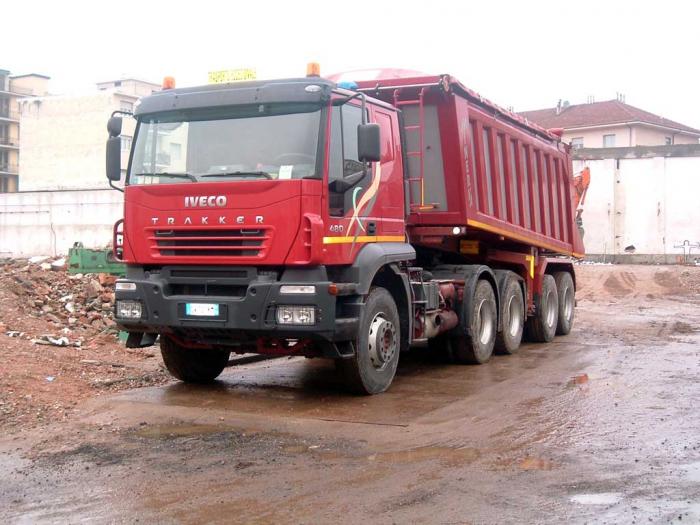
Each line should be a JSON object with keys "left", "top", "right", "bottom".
{"left": 338, "top": 242, "right": 416, "bottom": 295}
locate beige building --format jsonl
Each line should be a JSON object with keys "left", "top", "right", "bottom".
{"left": 18, "top": 78, "right": 160, "bottom": 191}
{"left": 520, "top": 98, "right": 700, "bottom": 149}
{"left": 0, "top": 70, "right": 50, "bottom": 192}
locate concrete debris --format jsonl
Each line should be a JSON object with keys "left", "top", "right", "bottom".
{"left": 0, "top": 257, "right": 120, "bottom": 343}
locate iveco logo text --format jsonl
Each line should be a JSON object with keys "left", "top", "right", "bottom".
{"left": 184, "top": 195, "right": 227, "bottom": 208}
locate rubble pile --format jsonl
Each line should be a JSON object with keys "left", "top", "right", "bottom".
{"left": 0, "top": 256, "right": 119, "bottom": 347}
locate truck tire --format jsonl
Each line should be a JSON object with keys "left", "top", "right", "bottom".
{"left": 451, "top": 279, "right": 497, "bottom": 364}
{"left": 160, "top": 337, "right": 230, "bottom": 383}
{"left": 495, "top": 275, "right": 524, "bottom": 354}
{"left": 338, "top": 287, "right": 400, "bottom": 395}
{"left": 554, "top": 271, "right": 575, "bottom": 335}
{"left": 526, "top": 274, "right": 559, "bottom": 343}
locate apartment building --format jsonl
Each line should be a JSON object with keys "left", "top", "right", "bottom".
{"left": 18, "top": 78, "right": 160, "bottom": 191}
{"left": 0, "top": 69, "right": 49, "bottom": 192}
{"left": 520, "top": 98, "right": 700, "bottom": 149}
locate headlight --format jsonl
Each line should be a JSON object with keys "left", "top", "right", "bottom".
{"left": 116, "top": 300, "right": 143, "bottom": 319}
{"left": 115, "top": 281, "right": 137, "bottom": 291}
{"left": 276, "top": 306, "right": 316, "bottom": 325}
{"left": 279, "top": 285, "right": 315, "bottom": 295}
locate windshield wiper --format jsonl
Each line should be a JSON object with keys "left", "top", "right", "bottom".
{"left": 135, "top": 172, "right": 199, "bottom": 182}
{"left": 199, "top": 171, "right": 273, "bottom": 180}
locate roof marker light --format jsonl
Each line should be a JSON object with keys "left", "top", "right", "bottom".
{"left": 306, "top": 62, "right": 321, "bottom": 77}
{"left": 162, "top": 76, "right": 176, "bottom": 90}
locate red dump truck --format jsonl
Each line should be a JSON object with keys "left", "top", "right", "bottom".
{"left": 105, "top": 67, "right": 584, "bottom": 394}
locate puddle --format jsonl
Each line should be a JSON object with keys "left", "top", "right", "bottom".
{"left": 369, "top": 446, "right": 480, "bottom": 467}
{"left": 519, "top": 457, "right": 556, "bottom": 470}
{"left": 570, "top": 493, "right": 622, "bottom": 505}
{"left": 682, "top": 461, "right": 700, "bottom": 482}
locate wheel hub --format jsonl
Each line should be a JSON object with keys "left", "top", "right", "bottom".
{"left": 368, "top": 314, "right": 397, "bottom": 370}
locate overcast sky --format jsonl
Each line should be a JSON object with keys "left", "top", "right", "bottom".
{"left": 4, "top": 0, "right": 699, "bottom": 128}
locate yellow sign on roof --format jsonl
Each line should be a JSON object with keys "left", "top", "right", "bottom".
{"left": 208, "top": 69, "right": 257, "bottom": 84}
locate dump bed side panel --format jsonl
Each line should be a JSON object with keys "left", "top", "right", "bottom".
{"left": 358, "top": 76, "right": 583, "bottom": 257}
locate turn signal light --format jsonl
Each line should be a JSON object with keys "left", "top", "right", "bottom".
{"left": 162, "top": 76, "right": 176, "bottom": 90}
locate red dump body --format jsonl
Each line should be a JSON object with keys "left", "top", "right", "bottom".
{"left": 353, "top": 74, "right": 585, "bottom": 258}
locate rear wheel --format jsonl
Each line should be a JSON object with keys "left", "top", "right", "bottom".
{"left": 337, "top": 287, "right": 400, "bottom": 394}
{"left": 495, "top": 276, "right": 524, "bottom": 354}
{"left": 451, "top": 280, "right": 497, "bottom": 364}
{"left": 160, "top": 337, "right": 230, "bottom": 383}
{"left": 526, "top": 274, "right": 559, "bottom": 343}
{"left": 554, "top": 271, "right": 575, "bottom": 335}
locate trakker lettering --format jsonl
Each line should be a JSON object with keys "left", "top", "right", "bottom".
{"left": 150, "top": 215, "right": 264, "bottom": 225}
{"left": 184, "top": 196, "right": 227, "bottom": 208}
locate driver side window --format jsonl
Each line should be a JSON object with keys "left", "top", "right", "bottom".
{"left": 329, "top": 104, "right": 364, "bottom": 216}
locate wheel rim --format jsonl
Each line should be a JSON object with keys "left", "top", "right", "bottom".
{"left": 507, "top": 295, "right": 522, "bottom": 337}
{"left": 563, "top": 286, "right": 574, "bottom": 322}
{"left": 545, "top": 290, "right": 556, "bottom": 328}
{"left": 367, "top": 313, "right": 397, "bottom": 371}
{"left": 476, "top": 299, "right": 495, "bottom": 345}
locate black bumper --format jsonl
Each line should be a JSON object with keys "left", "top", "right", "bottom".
{"left": 114, "top": 266, "right": 359, "bottom": 346}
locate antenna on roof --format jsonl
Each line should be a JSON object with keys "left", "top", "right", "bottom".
{"left": 586, "top": 95, "right": 595, "bottom": 104}
{"left": 616, "top": 92, "right": 626, "bottom": 103}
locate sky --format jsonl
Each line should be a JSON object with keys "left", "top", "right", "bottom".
{"left": 4, "top": 0, "right": 700, "bottom": 128}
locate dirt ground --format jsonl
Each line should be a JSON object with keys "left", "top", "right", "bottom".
{"left": 1, "top": 264, "right": 699, "bottom": 524}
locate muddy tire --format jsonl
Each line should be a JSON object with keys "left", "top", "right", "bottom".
{"left": 526, "top": 274, "right": 559, "bottom": 343}
{"left": 554, "top": 271, "right": 575, "bottom": 335}
{"left": 451, "top": 279, "right": 497, "bottom": 364}
{"left": 495, "top": 275, "right": 524, "bottom": 355}
{"left": 160, "top": 337, "right": 230, "bottom": 383}
{"left": 337, "top": 287, "right": 400, "bottom": 395}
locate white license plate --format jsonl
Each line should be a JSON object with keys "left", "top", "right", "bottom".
{"left": 185, "top": 303, "right": 220, "bottom": 316}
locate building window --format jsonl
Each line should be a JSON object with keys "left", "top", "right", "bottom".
{"left": 120, "top": 100, "right": 133, "bottom": 113}
{"left": 121, "top": 135, "right": 132, "bottom": 151}
{"left": 603, "top": 134, "right": 616, "bottom": 148}
{"left": 571, "top": 137, "right": 584, "bottom": 149}
{"left": 665, "top": 136, "right": 672, "bottom": 145}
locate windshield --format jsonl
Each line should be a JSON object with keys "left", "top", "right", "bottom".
{"left": 128, "top": 104, "right": 323, "bottom": 184}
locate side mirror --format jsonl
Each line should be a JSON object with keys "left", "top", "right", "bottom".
{"left": 357, "top": 123, "right": 380, "bottom": 162}
{"left": 106, "top": 136, "right": 122, "bottom": 181}
{"left": 107, "top": 116, "right": 123, "bottom": 137}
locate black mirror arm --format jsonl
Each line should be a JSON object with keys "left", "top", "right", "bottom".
{"left": 109, "top": 179, "right": 124, "bottom": 193}
{"left": 331, "top": 91, "right": 367, "bottom": 124}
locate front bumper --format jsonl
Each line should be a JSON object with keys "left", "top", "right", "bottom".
{"left": 114, "top": 265, "right": 359, "bottom": 346}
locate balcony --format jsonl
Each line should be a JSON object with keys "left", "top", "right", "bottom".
{"left": 0, "top": 136, "right": 19, "bottom": 148}
{"left": 0, "top": 163, "right": 18, "bottom": 174}
{"left": 0, "top": 110, "right": 19, "bottom": 121}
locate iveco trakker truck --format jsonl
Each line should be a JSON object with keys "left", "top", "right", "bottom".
{"left": 107, "top": 68, "right": 584, "bottom": 394}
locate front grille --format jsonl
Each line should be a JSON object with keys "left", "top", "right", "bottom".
{"left": 149, "top": 228, "right": 271, "bottom": 258}
{"left": 166, "top": 283, "right": 247, "bottom": 297}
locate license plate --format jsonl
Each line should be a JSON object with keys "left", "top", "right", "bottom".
{"left": 185, "top": 303, "right": 220, "bottom": 317}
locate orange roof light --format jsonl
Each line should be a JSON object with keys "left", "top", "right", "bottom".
{"left": 162, "top": 76, "right": 176, "bottom": 90}
{"left": 306, "top": 62, "right": 321, "bottom": 78}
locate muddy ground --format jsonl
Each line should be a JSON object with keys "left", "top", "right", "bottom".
{"left": 1, "top": 264, "right": 699, "bottom": 524}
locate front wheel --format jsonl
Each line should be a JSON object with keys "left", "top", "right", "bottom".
{"left": 337, "top": 287, "right": 400, "bottom": 395}
{"left": 160, "top": 337, "right": 230, "bottom": 383}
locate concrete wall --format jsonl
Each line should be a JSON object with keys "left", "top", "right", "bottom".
{"left": 0, "top": 189, "right": 122, "bottom": 257}
{"left": 573, "top": 144, "right": 700, "bottom": 263}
